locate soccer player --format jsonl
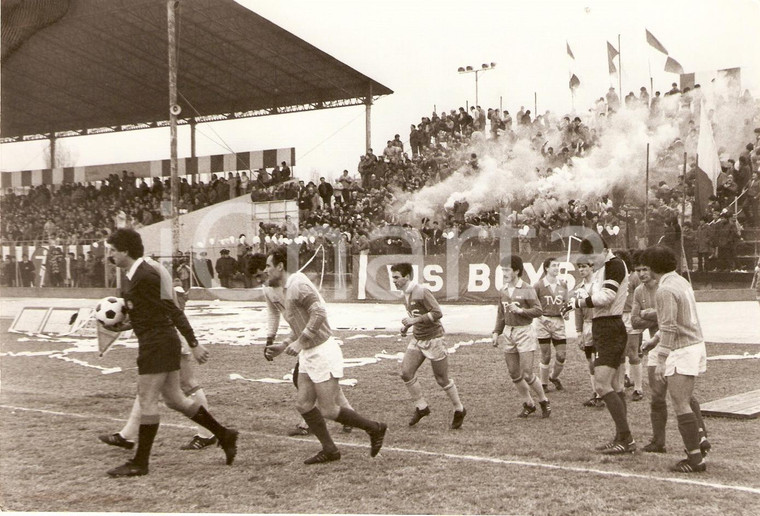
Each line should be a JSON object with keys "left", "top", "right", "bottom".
{"left": 492, "top": 255, "right": 550, "bottom": 418}
{"left": 263, "top": 246, "right": 387, "bottom": 464}
{"left": 574, "top": 256, "right": 603, "bottom": 408}
{"left": 632, "top": 258, "right": 708, "bottom": 455}
{"left": 561, "top": 237, "right": 634, "bottom": 454}
{"left": 98, "top": 275, "right": 218, "bottom": 451}
{"left": 247, "top": 253, "right": 354, "bottom": 436}
{"left": 104, "top": 229, "right": 238, "bottom": 477}
{"left": 638, "top": 245, "right": 709, "bottom": 472}
{"left": 616, "top": 250, "right": 644, "bottom": 402}
{"left": 533, "top": 257, "right": 570, "bottom": 392}
{"left": 390, "top": 262, "right": 466, "bottom": 429}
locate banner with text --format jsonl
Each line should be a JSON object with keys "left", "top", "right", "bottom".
{"left": 353, "top": 252, "right": 583, "bottom": 302}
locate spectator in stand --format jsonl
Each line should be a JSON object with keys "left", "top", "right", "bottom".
{"left": 318, "top": 177, "right": 333, "bottom": 211}
{"left": 606, "top": 87, "right": 620, "bottom": 113}
{"left": 338, "top": 170, "right": 353, "bottom": 205}
{"left": 280, "top": 162, "right": 292, "bottom": 181}
{"left": 240, "top": 172, "right": 250, "bottom": 194}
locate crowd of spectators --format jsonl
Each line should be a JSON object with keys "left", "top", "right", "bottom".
{"left": 2, "top": 82, "right": 759, "bottom": 281}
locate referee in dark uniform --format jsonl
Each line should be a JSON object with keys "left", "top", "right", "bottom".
{"left": 105, "top": 229, "right": 238, "bottom": 477}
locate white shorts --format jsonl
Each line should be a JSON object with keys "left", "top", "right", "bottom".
{"left": 407, "top": 336, "right": 448, "bottom": 361}
{"left": 498, "top": 325, "right": 537, "bottom": 354}
{"left": 664, "top": 342, "right": 707, "bottom": 377}
{"left": 535, "top": 316, "right": 566, "bottom": 341}
{"left": 298, "top": 337, "right": 344, "bottom": 383}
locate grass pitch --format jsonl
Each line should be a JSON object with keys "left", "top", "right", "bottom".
{"left": 1, "top": 323, "right": 759, "bottom": 514}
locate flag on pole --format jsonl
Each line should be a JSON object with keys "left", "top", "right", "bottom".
{"left": 97, "top": 324, "right": 121, "bottom": 357}
{"left": 607, "top": 41, "right": 618, "bottom": 74}
{"left": 569, "top": 74, "right": 580, "bottom": 90}
{"left": 664, "top": 56, "right": 684, "bottom": 74}
{"left": 566, "top": 42, "right": 575, "bottom": 60}
{"left": 645, "top": 29, "right": 669, "bottom": 54}
{"left": 694, "top": 100, "right": 721, "bottom": 221}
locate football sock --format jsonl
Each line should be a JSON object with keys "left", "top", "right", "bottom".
{"left": 677, "top": 412, "right": 702, "bottom": 465}
{"left": 526, "top": 376, "right": 548, "bottom": 402}
{"left": 132, "top": 415, "right": 160, "bottom": 467}
{"left": 617, "top": 390, "right": 627, "bottom": 413}
{"left": 631, "top": 363, "right": 643, "bottom": 392}
{"left": 335, "top": 407, "right": 381, "bottom": 433}
{"left": 589, "top": 374, "right": 596, "bottom": 394}
{"left": 190, "top": 388, "right": 214, "bottom": 439}
{"left": 404, "top": 376, "right": 428, "bottom": 410}
{"left": 602, "top": 391, "right": 630, "bottom": 441}
{"left": 442, "top": 380, "right": 464, "bottom": 411}
{"left": 190, "top": 405, "right": 227, "bottom": 439}
{"left": 690, "top": 397, "right": 707, "bottom": 437}
{"left": 624, "top": 358, "right": 630, "bottom": 377}
{"left": 650, "top": 399, "right": 668, "bottom": 445}
{"left": 539, "top": 363, "right": 550, "bottom": 385}
{"left": 120, "top": 397, "right": 142, "bottom": 442}
{"left": 550, "top": 356, "right": 565, "bottom": 380}
{"left": 302, "top": 407, "right": 338, "bottom": 454}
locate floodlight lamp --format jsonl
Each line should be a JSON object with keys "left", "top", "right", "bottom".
{"left": 482, "top": 63, "right": 489, "bottom": 69}
{"left": 466, "top": 66, "right": 473, "bottom": 71}
{"left": 458, "top": 67, "right": 465, "bottom": 73}
{"left": 491, "top": 62, "right": 497, "bottom": 68}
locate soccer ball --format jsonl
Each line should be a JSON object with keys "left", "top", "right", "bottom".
{"left": 94, "top": 297, "right": 127, "bottom": 326}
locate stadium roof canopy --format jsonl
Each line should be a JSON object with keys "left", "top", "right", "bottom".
{"left": 0, "top": 0, "right": 393, "bottom": 142}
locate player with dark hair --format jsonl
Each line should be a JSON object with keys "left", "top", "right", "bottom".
{"left": 263, "top": 246, "right": 387, "bottom": 464}
{"left": 533, "top": 257, "right": 570, "bottom": 392}
{"left": 390, "top": 262, "right": 466, "bottom": 429}
{"left": 632, "top": 257, "right": 710, "bottom": 456}
{"left": 493, "top": 255, "right": 550, "bottom": 418}
{"left": 248, "top": 253, "right": 353, "bottom": 436}
{"left": 638, "top": 245, "right": 709, "bottom": 473}
{"left": 104, "top": 229, "right": 238, "bottom": 477}
{"left": 562, "top": 236, "right": 634, "bottom": 454}
{"left": 574, "top": 255, "right": 603, "bottom": 408}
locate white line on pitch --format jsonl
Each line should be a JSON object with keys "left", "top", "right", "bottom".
{"left": 3, "top": 404, "right": 759, "bottom": 496}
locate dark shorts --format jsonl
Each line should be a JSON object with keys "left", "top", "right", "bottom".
{"left": 583, "top": 345, "right": 597, "bottom": 360}
{"left": 592, "top": 316, "right": 627, "bottom": 368}
{"left": 136, "top": 326, "right": 181, "bottom": 375}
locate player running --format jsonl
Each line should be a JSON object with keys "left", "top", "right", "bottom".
{"left": 390, "top": 262, "right": 466, "bottom": 429}
{"left": 263, "top": 246, "right": 387, "bottom": 464}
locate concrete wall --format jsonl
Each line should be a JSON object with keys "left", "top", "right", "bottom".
{"left": 137, "top": 195, "right": 255, "bottom": 257}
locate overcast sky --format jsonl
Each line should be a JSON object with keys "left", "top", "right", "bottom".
{"left": 2, "top": 0, "right": 758, "bottom": 181}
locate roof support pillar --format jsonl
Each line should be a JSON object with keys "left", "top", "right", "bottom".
{"left": 168, "top": 0, "right": 180, "bottom": 260}
{"left": 49, "top": 134, "right": 56, "bottom": 169}
{"left": 365, "top": 83, "right": 373, "bottom": 153}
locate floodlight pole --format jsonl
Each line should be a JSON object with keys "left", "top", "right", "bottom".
{"left": 458, "top": 63, "right": 496, "bottom": 110}
{"left": 168, "top": 0, "right": 180, "bottom": 259}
